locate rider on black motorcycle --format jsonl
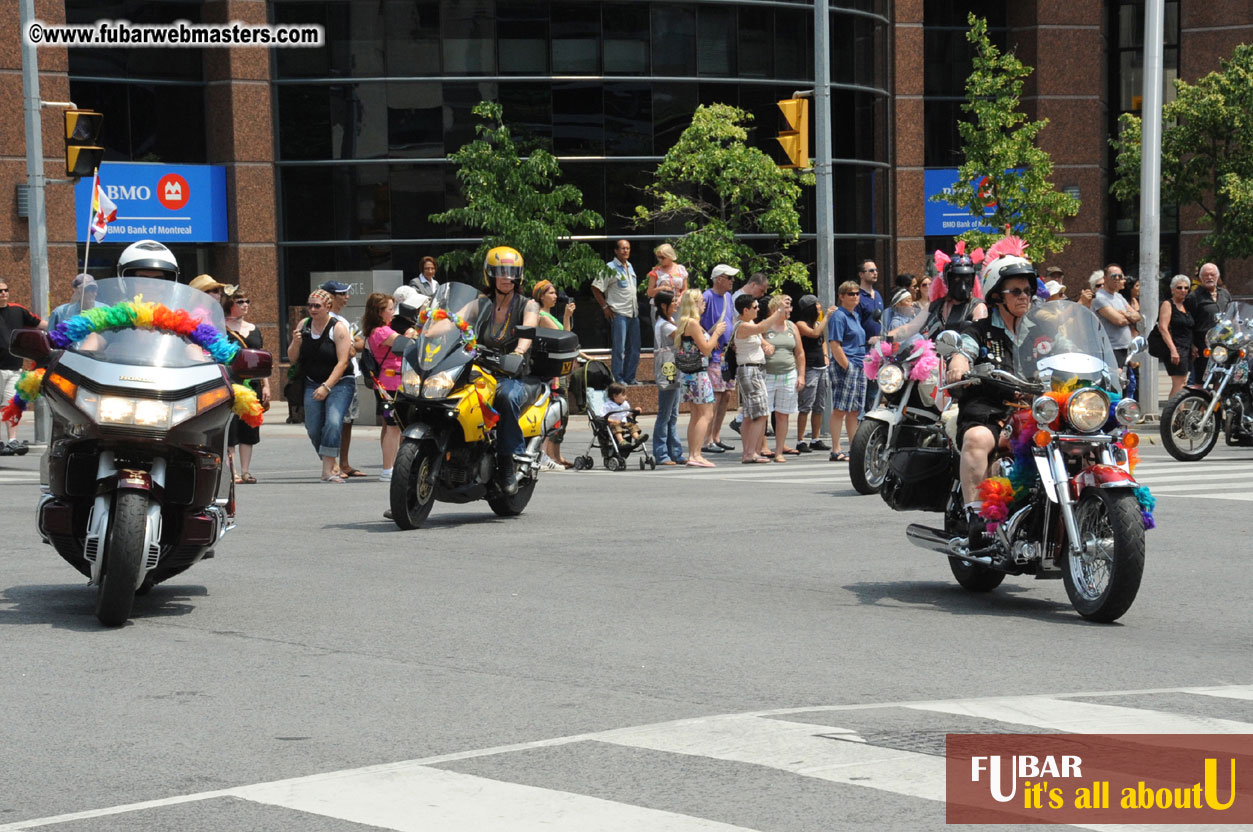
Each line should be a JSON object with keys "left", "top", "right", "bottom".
{"left": 473, "top": 246, "right": 539, "bottom": 495}
{"left": 943, "top": 238, "right": 1040, "bottom": 544}
{"left": 888, "top": 243, "right": 987, "bottom": 342}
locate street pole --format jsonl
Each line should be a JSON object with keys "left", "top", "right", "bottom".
{"left": 20, "top": 0, "right": 51, "bottom": 445}
{"left": 1138, "top": 0, "right": 1165, "bottom": 416}
{"left": 814, "top": 0, "right": 834, "bottom": 312}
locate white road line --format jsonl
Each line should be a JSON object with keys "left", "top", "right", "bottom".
{"left": 1137, "top": 470, "right": 1253, "bottom": 483}
{"left": 904, "top": 695, "right": 1253, "bottom": 734}
{"left": 1152, "top": 481, "right": 1253, "bottom": 493}
{"left": 234, "top": 765, "right": 754, "bottom": 832}
{"left": 1180, "top": 685, "right": 1253, "bottom": 701}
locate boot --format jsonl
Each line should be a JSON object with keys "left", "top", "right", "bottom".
{"left": 965, "top": 507, "right": 990, "bottom": 549}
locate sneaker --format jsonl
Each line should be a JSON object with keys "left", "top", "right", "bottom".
{"left": 8, "top": 439, "right": 29, "bottom": 456}
{"left": 539, "top": 457, "right": 562, "bottom": 472}
{"left": 383, "top": 509, "right": 393, "bottom": 520}
{"left": 378, "top": 471, "right": 392, "bottom": 482}
{"left": 728, "top": 419, "right": 742, "bottom": 435}
{"left": 796, "top": 441, "right": 811, "bottom": 453}
{"left": 702, "top": 444, "right": 726, "bottom": 454}
{"left": 0, "top": 444, "right": 12, "bottom": 457}
{"left": 810, "top": 439, "right": 831, "bottom": 451}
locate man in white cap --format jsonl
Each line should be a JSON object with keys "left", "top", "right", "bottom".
{"left": 1044, "top": 280, "right": 1066, "bottom": 301}
{"left": 48, "top": 273, "right": 99, "bottom": 329}
{"left": 698, "top": 264, "right": 742, "bottom": 453}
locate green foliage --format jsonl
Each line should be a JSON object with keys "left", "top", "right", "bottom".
{"left": 1111, "top": 43, "right": 1253, "bottom": 265}
{"left": 430, "top": 101, "right": 610, "bottom": 290}
{"left": 931, "top": 14, "right": 1080, "bottom": 257}
{"left": 634, "top": 103, "right": 814, "bottom": 290}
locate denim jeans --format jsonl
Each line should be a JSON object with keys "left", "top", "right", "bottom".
{"left": 304, "top": 377, "right": 355, "bottom": 458}
{"left": 494, "top": 377, "right": 532, "bottom": 458}
{"left": 653, "top": 385, "right": 684, "bottom": 463}
{"left": 610, "top": 312, "right": 641, "bottom": 384}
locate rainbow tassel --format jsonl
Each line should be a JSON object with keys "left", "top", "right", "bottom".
{"left": 977, "top": 477, "right": 1015, "bottom": 530}
{"left": 231, "top": 384, "right": 265, "bottom": 428}
{"left": 2, "top": 368, "right": 45, "bottom": 427}
{"left": 1134, "top": 485, "right": 1156, "bottom": 530}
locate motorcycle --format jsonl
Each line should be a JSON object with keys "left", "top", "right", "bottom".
{"left": 8, "top": 278, "right": 271, "bottom": 626}
{"left": 388, "top": 282, "right": 577, "bottom": 529}
{"left": 1160, "top": 300, "right": 1253, "bottom": 461}
{"left": 890, "top": 301, "right": 1150, "bottom": 622}
{"left": 849, "top": 331, "right": 947, "bottom": 494}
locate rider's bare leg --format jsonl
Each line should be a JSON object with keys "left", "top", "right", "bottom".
{"left": 960, "top": 425, "right": 997, "bottom": 505}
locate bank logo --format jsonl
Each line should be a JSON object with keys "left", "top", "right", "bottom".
{"left": 157, "top": 173, "right": 190, "bottom": 211}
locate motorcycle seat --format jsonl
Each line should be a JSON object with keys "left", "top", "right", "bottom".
{"left": 521, "top": 378, "right": 549, "bottom": 406}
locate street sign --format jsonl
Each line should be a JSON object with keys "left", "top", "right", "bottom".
{"left": 74, "top": 162, "right": 228, "bottom": 242}
{"left": 924, "top": 168, "right": 1005, "bottom": 236}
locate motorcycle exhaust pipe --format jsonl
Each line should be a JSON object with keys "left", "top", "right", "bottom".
{"left": 906, "top": 523, "right": 998, "bottom": 566}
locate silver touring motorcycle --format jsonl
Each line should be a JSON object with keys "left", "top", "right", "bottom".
{"left": 9, "top": 278, "right": 271, "bottom": 626}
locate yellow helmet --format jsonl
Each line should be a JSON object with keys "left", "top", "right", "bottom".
{"left": 484, "top": 246, "right": 524, "bottom": 286}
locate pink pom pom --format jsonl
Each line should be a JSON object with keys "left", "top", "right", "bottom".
{"left": 933, "top": 249, "right": 951, "bottom": 276}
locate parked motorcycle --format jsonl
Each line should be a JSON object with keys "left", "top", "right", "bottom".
{"left": 1160, "top": 300, "right": 1253, "bottom": 461}
{"left": 388, "top": 282, "right": 577, "bottom": 529}
{"left": 849, "top": 333, "right": 947, "bottom": 494}
{"left": 887, "top": 301, "right": 1150, "bottom": 622}
{"left": 8, "top": 278, "right": 271, "bottom": 626}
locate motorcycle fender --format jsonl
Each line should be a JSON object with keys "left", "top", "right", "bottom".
{"left": 402, "top": 422, "right": 433, "bottom": 442}
{"left": 864, "top": 407, "right": 903, "bottom": 428}
{"left": 1074, "top": 463, "right": 1139, "bottom": 496}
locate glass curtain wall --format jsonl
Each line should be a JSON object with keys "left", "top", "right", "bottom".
{"left": 272, "top": 1, "right": 891, "bottom": 345}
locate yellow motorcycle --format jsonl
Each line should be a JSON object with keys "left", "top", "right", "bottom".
{"left": 388, "top": 282, "right": 577, "bottom": 529}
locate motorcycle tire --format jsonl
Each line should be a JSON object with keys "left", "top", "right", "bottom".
{"left": 849, "top": 418, "right": 890, "bottom": 495}
{"left": 488, "top": 479, "right": 535, "bottom": 517}
{"left": 390, "top": 439, "right": 438, "bottom": 530}
{"left": 947, "top": 557, "right": 1006, "bottom": 592}
{"left": 1064, "top": 489, "right": 1145, "bottom": 623}
{"left": 1160, "top": 390, "right": 1219, "bottom": 461}
{"left": 95, "top": 491, "right": 147, "bottom": 626}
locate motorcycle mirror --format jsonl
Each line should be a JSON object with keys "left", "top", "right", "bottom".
{"left": 390, "top": 335, "right": 413, "bottom": 355}
{"left": 1129, "top": 335, "right": 1147, "bottom": 356}
{"left": 229, "top": 348, "right": 272, "bottom": 380}
{"left": 8, "top": 328, "right": 51, "bottom": 362}
{"left": 934, "top": 330, "right": 962, "bottom": 357}
{"left": 872, "top": 308, "right": 883, "bottom": 322}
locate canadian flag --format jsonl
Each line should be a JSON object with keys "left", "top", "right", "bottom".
{"left": 89, "top": 171, "right": 117, "bottom": 243}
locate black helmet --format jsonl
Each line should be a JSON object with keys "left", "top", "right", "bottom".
{"left": 945, "top": 254, "right": 978, "bottom": 302}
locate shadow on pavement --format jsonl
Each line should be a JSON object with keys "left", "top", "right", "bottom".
{"left": 0, "top": 582, "right": 207, "bottom": 629}
{"left": 841, "top": 579, "right": 1098, "bottom": 625}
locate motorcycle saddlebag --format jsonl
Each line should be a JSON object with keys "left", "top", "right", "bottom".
{"left": 880, "top": 447, "right": 952, "bottom": 513}
{"left": 530, "top": 329, "right": 580, "bottom": 379}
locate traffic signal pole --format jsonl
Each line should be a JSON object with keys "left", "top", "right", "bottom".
{"left": 20, "top": 0, "right": 51, "bottom": 445}
{"left": 813, "top": 0, "right": 834, "bottom": 311}
{"left": 1138, "top": 0, "right": 1165, "bottom": 417}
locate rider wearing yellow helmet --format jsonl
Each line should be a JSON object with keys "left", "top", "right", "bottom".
{"left": 479, "top": 246, "right": 540, "bottom": 494}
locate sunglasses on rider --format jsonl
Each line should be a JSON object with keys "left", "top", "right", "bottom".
{"left": 1002, "top": 287, "right": 1033, "bottom": 298}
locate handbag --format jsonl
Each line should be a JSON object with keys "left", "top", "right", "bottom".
{"left": 674, "top": 338, "right": 705, "bottom": 374}
{"left": 1146, "top": 324, "right": 1170, "bottom": 361}
{"left": 654, "top": 343, "right": 680, "bottom": 390}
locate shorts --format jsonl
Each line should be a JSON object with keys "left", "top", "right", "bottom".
{"left": 955, "top": 399, "right": 1011, "bottom": 448}
{"left": 765, "top": 369, "right": 799, "bottom": 415}
{"left": 343, "top": 384, "right": 360, "bottom": 423}
{"left": 707, "top": 349, "right": 731, "bottom": 393}
{"left": 0, "top": 369, "right": 19, "bottom": 413}
{"left": 798, "top": 365, "right": 830, "bottom": 413}
{"left": 680, "top": 370, "right": 714, "bottom": 404}
{"left": 375, "top": 390, "right": 398, "bottom": 426}
{"left": 830, "top": 360, "right": 866, "bottom": 412}
{"left": 736, "top": 365, "right": 770, "bottom": 419}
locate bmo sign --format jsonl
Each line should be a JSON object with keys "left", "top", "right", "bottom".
{"left": 75, "top": 163, "right": 228, "bottom": 243}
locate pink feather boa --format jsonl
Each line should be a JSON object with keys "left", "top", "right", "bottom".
{"left": 863, "top": 339, "right": 896, "bottom": 379}
{"left": 907, "top": 338, "right": 940, "bottom": 382}
{"left": 863, "top": 338, "right": 940, "bottom": 383}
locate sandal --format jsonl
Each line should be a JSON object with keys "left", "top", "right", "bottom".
{"left": 321, "top": 474, "right": 346, "bottom": 483}
{"left": 233, "top": 475, "right": 244, "bottom": 484}
{"left": 830, "top": 451, "right": 850, "bottom": 462}
{"left": 341, "top": 467, "right": 368, "bottom": 478}
{"left": 741, "top": 457, "right": 772, "bottom": 464}
{"left": 781, "top": 447, "right": 801, "bottom": 456}
{"left": 241, "top": 473, "right": 257, "bottom": 484}
{"left": 772, "top": 456, "right": 788, "bottom": 463}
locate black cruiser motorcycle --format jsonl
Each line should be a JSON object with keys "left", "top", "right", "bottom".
{"left": 8, "top": 278, "right": 271, "bottom": 626}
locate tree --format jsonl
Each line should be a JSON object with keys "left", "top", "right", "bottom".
{"left": 931, "top": 14, "right": 1080, "bottom": 257}
{"left": 430, "top": 100, "right": 609, "bottom": 289}
{"left": 633, "top": 103, "right": 814, "bottom": 290}
{"left": 1111, "top": 43, "right": 1253, "bottom": 267}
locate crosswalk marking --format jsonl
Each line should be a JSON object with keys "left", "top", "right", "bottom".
{"left": 905, "top": 695, "right": 1253, "bottom": 734}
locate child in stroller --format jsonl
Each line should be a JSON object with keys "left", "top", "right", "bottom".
{"left": 572, "top": 364, "right": 656, "bottom": 471}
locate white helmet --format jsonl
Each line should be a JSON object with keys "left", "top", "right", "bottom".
{"left": 118, "top": 240, "right": 179, "bottom": 280}
{"left": 978, "top": 236, "right": 1038, "bottom": 300}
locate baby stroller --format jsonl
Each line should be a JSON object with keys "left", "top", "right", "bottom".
{"left": 572, "top": 361, "right": 656, "bottom": 471}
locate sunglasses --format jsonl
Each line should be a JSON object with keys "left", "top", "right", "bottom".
{"left": 0, "top": 288, "right": 9, "bottom": 293}
{"left": 1107, "top": 273, "right": 1124, "bottom": 280}
{"left": 1002, "top": 288, "right": 1033, "bottom": 298}
{"left": 840, "top": 291, "right": 858, "bottom": 296}
{"left": 234, "top": 298, "right": 251, "bottom": 305}
{"left": 307, "top": 303, "right": 324, "bottom": 310}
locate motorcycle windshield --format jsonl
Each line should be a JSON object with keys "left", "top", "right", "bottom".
{"left": 1014, "top": 300, "right": 1121, "bottom": 395}
{"left": 415, "top": 281, "right": 489, "bottom": 371}
{"left": 1208, "top": 301, "right": 1253, "bottom": 347}
{"left": 67, "top": 277, "right": 229, "bottom": 369}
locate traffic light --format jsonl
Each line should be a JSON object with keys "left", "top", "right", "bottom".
{"left": 64, "top": 110, "right": 105, "bottom": 179}
{"left": 775, "top": 97, "right": 809, "bottom": 169}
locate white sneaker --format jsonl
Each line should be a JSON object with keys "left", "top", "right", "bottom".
{"left": 379, "top": 471, "right": 392, "bottom": 482}
{"left": 539, "top": 458, "right": 562, "bottom": 472}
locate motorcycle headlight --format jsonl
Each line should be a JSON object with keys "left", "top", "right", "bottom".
{"left": 877, "top": 364, "right": 905, "bottom": 394}
{"left": 1210, "top": 345, "right": 1229, "bottom": 364}
{"left": 1067, "top": 388, "right": 1110, "bottom": 433}
{"left": 401, "top": 358, "right": 422, "bottom": 395}
{"left": 1032, "top": 395, "right": 1060, "bottom": 426}
{"left": 1115, "top": 398, "right": 1142, "bottom": 426}
{"left": 421, "top": 371, "right": 455, "bottom": 399}
{"left": 76, "top": 389, "right": 207, "bottom": 429}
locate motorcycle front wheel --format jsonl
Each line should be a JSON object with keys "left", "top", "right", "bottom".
{"left": 849, "top": 418, "right": 890, "bottom": 495}
{"left": 1065, "top": 490, "right": 1145, "bottom": 622}
{"left": 96, "top": 491, "right": 147, "bottom": 626}
{"left": 390, "top": 439, "right": 438, "bottom": 530}
{"left": 1160, "top": 389, "right": 1219, "bottom": 461}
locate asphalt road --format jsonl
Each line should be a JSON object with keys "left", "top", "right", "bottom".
{"left": 1, "top": 416, "right": 1250, "bottom": 831}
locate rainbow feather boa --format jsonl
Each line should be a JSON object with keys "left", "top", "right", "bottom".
{"left": 3, "top": 299, "right": 264, "bottom": 428}
{"left": 417, "top": 307, "right": 477, "bottom": 352}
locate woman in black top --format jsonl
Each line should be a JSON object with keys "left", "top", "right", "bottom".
{"left": 287, "top": 288, "right": 353, "bottom": 482}
{"left": 223, "top": 288, "right": 269, "bottom": 483}
{"left": 1157, "top": 275, "right": 1195, "bottom": 398}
